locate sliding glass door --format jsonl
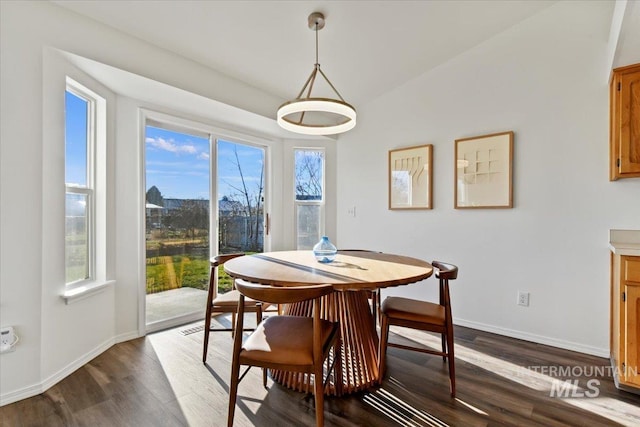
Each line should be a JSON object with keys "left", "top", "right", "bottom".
{"left": 143, "top": 119, "right": 268, "bottom": 330}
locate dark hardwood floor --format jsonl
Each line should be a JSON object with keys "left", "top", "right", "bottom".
{"left": 2, "top": 315, "right": 639, "bottom": 426}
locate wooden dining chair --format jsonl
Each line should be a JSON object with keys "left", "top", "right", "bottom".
{"left": 228, "top": 279, "right": 342, "bottom": 427}
{"left": 202, "top": 253, "right": 265, "bottom": 364}
{"left": 379, "top": 261, "right": 458, "bottom": 397}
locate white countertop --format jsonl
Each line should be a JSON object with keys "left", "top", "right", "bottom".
{"left": 610, "top": 229, "right": 640, "bottom": 256}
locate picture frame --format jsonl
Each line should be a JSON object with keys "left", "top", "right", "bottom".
{"left": 388, "top": 144, "right": 433, "bottom": 210}
{"left": 454, "top": 131, "right": 513, "bottom": 209}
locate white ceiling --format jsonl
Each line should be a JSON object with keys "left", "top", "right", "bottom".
{"left": 53, "top": 0, "right": 561, "bottom": 108}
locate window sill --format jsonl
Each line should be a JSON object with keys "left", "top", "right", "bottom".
{"left": 62, "top": 280, "right": 115, "bottom": 305}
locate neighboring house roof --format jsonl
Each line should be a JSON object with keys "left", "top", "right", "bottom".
{"left": 147, "top": 198, "right": 244, "bottom": 214}
{"left": 163, "top": 198, "right": 209, "bottom": 210}
{"left": 219, "top": 198, "right": 244, "bottom": 214}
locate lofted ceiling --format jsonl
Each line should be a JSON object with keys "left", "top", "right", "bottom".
{"left": 53, "top": 0, "right": 562, "bottom": 108}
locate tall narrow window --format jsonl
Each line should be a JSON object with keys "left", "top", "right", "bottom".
{"left": 65, "top": 85, "right": 94, "bottom": 284}
{"left": 295, "top": 149, "right": 324, "bottom": 249}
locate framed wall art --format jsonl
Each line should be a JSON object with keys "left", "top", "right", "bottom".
{"left": 389, "top": 144, "right": 433, "bottom": 210}
{"left": 454, "top": 131, "right": 513, "bottom": 209}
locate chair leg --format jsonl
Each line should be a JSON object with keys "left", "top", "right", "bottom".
{"left": 231, "top": 311, "right": 237, "bottom": 338}
{"left": 441, "top": 334, "right": 447, "bottom": 363}
{"left": 228, "top": 296, "right": 247, "bottom": 427}
{"left": 227, "top": 353, "right": 241, "bottom": 427}
{"left": 446, "top": 325, "right": 456, "bottom": 397}
{"left": 379, "top": 314, "right": 390, "bottom": 380}
{"left": 313, "top": 363, "right": 325, "bottom": 427}
{"left": 203, "top": 310, "right": 211, "bottom": 364}
{"left": 203, "top": 266, "right": 216, "bottom": 364}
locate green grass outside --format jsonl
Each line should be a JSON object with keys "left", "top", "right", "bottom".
{"left": 145, "top": 253, "right": 240, "bottom": 295}
{"left": 217, "top": 264, "right": 234, "bottom": 293}
{"left": 68, "top": 231, "right": 241, "bottom": 294}
{"left": 146, "top": 255, "right": 209, "bottom": 294}
{"left": 144, "top": 228, "right": 257, "bottom": 294}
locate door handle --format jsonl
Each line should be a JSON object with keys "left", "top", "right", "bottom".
{"left": 265, "top": 213, "right": 270, "bottom": 236}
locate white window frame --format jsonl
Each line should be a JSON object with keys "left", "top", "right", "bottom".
{"left": 64, "top": 78, "right": 101, "bottom": 291}
{"left": 294, "top": 148, "right": 326, "bottom": 249}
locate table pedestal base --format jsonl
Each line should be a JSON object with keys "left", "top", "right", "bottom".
{"left": 271, "top": 290, "right": 379, "bottom": 396}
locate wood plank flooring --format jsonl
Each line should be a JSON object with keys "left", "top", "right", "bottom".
{"left": 2, "top": 316, "right": 640, "bottom": 426}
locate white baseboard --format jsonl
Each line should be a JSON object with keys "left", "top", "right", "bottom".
{"left": 115, "top": 330, "right": 141, "bottom": 344}
{"left": 39, "top": 337, "right": 115, "bottom": 393}
{"left": 0, "top": 382, "right": 44, "bottom": 407}
{"left": 0, "top": 329, "right": 142, "bottom": 407}
{"left": 455, "top": 318, "right": 608, "bottom": 358}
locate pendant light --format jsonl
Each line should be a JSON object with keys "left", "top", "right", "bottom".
{"left": 277, "top": 12, "right": 356, "bottom": 136}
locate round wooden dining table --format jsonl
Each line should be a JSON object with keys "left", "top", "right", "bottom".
{"left": 223, "top": 250, "right": 433, "bottom": 395}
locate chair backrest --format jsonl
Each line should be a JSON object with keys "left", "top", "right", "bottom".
{"left": 209, "top": 253, "right": 245, "bottom": 296}
{"left": 431, "top": 261, "right": 457, "bottom": 318}
{"left": 432, "top": 261, "right": 458, "bottom": 281}
{"left": 235, "top": 279, "right": 334, "bottom": 304}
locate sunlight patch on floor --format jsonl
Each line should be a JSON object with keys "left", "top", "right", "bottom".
{"left": 392, "top": 327, "right": 549, "bottom": 390}
{"left": 148, "top": 325, "right": 279, "bottom": 427}
{"left": 561, "top": 396, "right": 640, "bottom": 427}
{"left": 364, "top": 387, "right": 449, "bottom": 427}
{"left": 455, "top": 397, "right": 488, "bottom": 415}
{"left": 391, "top": 327, "right": 640, "bottom": 427}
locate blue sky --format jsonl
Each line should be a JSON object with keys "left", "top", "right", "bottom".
{"left": 65, "top": 91, "right": 88, "bottom": 186}
{"left": 145, "top": 126, "right": 264, "bottom": 201}
{"left": 66, "top": 97, "right": 265, "bottom": 202}
{"left": 216, "top": 139, "right": 265, "bottom": 202}
{"left": 145, "top": 126, "right": 210, "bottom": 200}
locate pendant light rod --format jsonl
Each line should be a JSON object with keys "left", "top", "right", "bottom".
{"left": 315, "top": 19, "right": 319, "bottom": 65}
{"left": 317, "top": 66, "right": 346, "bottom": 102}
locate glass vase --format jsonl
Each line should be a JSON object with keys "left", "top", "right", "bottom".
{"left": 313, "top": 236, "right": 337, "bottom": 263}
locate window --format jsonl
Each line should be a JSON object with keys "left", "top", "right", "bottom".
{"left": 294, "top": 149, "right": 324, "bottom": 249}
{"left": 65, "top": 82, "right": 96, "bottom": 285}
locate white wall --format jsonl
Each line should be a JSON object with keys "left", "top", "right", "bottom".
{"left": 40, "top": 47, "right": 119, "bottom": 390}
{"left": 0, "top": 0, "right": 287, "bottom": 405}
{"left": 337, "top": 0, "right": 640, "bottom": 356}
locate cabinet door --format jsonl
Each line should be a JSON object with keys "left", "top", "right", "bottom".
{"left": 610, "top": 64, "right": 640, "bottom": 180}
{"left": 625, "top": 285, "right": 640, "bottom": 385}
{"left": 619, "top": 70, "right": 640, "bottom": 174}
{"left": 623, "top": 257, "right": 640, "bottom": 386}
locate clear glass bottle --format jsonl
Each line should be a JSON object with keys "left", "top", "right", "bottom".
{"left": 313, "top": 236, "right": 337, "bottom": 263}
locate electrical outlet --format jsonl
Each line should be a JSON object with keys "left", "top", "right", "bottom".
{"left": 517, "top": 291, "right": 530, "bottom": 307}
{"left": 0, "top": 326, "right": 17, "bottom": 353}
{"left": 347, "top": 206, "right": 356, "bottom": 217}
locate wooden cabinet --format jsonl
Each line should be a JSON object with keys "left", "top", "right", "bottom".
{"left": 610, "top": 63, "right": 640, "bottom": 180}
{"left": 611, "top": 253, "right": 640, "bottom": 391}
